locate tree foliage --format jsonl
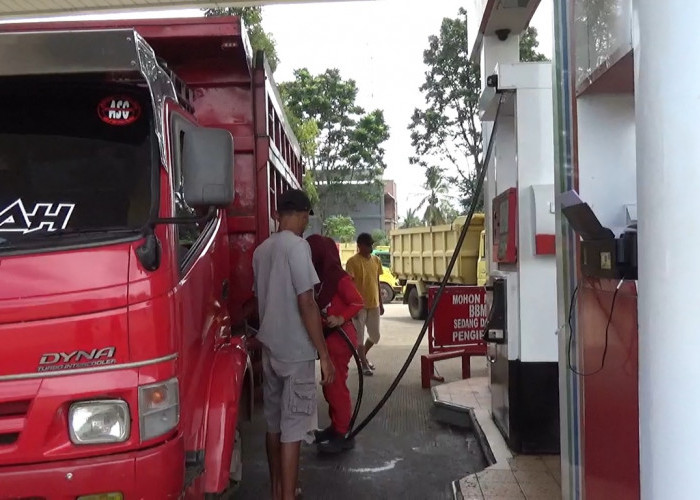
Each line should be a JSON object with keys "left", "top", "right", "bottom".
{"left": 410, "top": 10, "right": 548, "bottom": 213}
{"left": 574, "top": 0, "right": 616, "bottom": 84}
{"left": 372, "top": 229, "right": 389, "bottom": 247}
{"left": 303, "top": 170, "right": 320, "bottom": 208}
{"left": 400, "top": 208, "right": 423, "bottom": 229}
{"left": 409, "top": 8, "right": 483, "bottom": 213}
{"left": 418, "top": 165, "right": 452, "bottom": 226}
{"left": 324, "top": 215, "right": 356, "bottom": 242}
{"left": 204, "top": 6, "right": 279, "bottom": 72}
{"left": 520, "top": 27, "right": 549, "bottom": 62}
{"left": 287, "top": 110, "right": 319, "bottom": 161}
{"left": 440, "top": 201, "right": 461, "bottom": 224}
{"left": 281, "top": 69, "right": 390, "bottom": 222}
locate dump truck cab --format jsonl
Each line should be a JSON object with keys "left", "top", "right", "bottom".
{"left": 0, "top": 26, "right": 250, "bottom": 498}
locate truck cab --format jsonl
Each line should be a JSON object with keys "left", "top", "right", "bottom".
{"left": 0, "top": 18, "right": 301, "bottom": 498}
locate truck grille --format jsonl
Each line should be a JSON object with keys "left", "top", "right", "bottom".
{"left": 0, "top": 400, "right": 30, "bottom": 446}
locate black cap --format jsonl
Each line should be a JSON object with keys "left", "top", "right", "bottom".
{"left": 277, "top": 189, "right": 314, "bottom": 215}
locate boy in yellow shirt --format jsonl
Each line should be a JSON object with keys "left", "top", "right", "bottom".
{"left": 345, "top": 232, "right": 384, "bottom": 376}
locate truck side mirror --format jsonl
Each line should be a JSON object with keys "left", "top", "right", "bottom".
{"left": 182, "top": 128, "right": 234, "bottom": 208}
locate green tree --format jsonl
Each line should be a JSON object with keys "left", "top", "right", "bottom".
{"left": 281, "top": 68, "right": 390, "bottom": 223}
{"left": 409, "top": 8, "right": 483, "bottom": 213}
{"left": 287, "top": 110, "right": 319, "bottom": 161}
{"left": 410, "top": 12, "right": 550, "bottom": 213}
{"left": 324, "top": 215, "right": 356, "bottom": 242}
{"left": 204, "top": 6, "right": 279, "bottom": 72}
{"left": 574, "top": 0, "right": 617, "bottom": 84}
{"left": 371, "top": 229, "right": 389, "bottom": 246}
{"left": 285, "top": 103, "right": 320, "bottom": 209}
{"left": 400, "top": 208, "right": 423, "bottom": 229}
{"left": 303, "top": 170, "right": 320, "bottom": 208}
{"left": 520, "top": 27, "right": 549, "bottom": 62}
{"left": 418, "top": 165, "right": 451, "bottom": 226}
{"left": 440, "top": 201, "right": 461, "bottom": 224}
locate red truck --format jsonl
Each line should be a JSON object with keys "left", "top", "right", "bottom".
{"left": 0, "top": 17, "right": 303, "bottom": 499}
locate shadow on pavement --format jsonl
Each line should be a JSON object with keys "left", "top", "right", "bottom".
{"left": 235, "top": 344, "right": 487, "bottom": 500}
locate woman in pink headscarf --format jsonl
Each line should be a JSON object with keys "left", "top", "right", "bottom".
{"left": 306, "top": 234, "right": 364, "bottom": 454}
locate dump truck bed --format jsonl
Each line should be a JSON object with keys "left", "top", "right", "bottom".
{"left": 390, "top": 214, "right": 485, "bottom": 285}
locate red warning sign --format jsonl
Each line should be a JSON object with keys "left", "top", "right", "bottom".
{"left": 97, "top": 96, "right": 141, "bottom": 126}
{"left": 428, "top": 286, "right": 488, "bottom": 353}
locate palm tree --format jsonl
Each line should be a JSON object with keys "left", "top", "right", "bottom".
{"left": 400, "top": 208, "right": 422, "bottom": 229}
{"left": 417, "top": 165, "right": 450, "bottom": 226}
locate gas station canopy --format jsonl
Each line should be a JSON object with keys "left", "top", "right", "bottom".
{"left": 0, "top": 0, "right": 340, "bottom": 19}
{"left": 468, "top": 0, "right": 541, "bottom": 62}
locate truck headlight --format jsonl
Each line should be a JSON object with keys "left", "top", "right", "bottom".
{"left": 69, "top": 400, "right": 130, "bottom": 445}
{"left": 138, "top": 378, "right": 179, "bottom": 441}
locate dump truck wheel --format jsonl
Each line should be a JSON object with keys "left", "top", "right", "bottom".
{"left": 380, "top": 283, "right": 395, "bottom": 304}
{"left": 407, "top": 287, "right": 427, "bottom": 320}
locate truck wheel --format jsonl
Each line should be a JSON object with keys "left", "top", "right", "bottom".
{"left": 407, "top": 287, "right": 427, "bottom": 320}
{"left": 380, "top": 283, "right": 395, "bottom": 304}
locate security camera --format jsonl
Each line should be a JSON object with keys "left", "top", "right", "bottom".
{"left": 487, "top": 75, "right": 499, "bottom": 88}
{"left": 495, "top": 29, "right": 511, "bottom": 41}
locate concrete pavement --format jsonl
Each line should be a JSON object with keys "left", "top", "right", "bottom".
{"left": 235, "top": 303, "right": 487, "bottom": 499}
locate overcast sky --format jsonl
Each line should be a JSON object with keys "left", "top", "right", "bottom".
{"left": 263, "top": 0, "right": 553, "bottom": 216}
{"left": 5, "top": 0, "right": 553, "bottom": 218}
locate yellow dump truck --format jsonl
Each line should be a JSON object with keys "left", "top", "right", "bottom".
{"left": 390, "top": 215, "right": 488, "bottom": 320}
{"left": 338, "top": 243, "right": 402, "bottom": 303}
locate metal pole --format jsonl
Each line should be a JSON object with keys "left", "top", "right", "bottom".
{"left": 551, "top": 0, "right": 579, "bottom": 497}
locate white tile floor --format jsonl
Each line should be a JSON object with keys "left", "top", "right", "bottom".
{"left": 434, "top": 377, "right": 562, "bottom": 500}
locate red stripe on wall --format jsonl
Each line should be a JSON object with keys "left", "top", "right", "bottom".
{"left": 535, "top": 234, "right": 556, "bottom": 255}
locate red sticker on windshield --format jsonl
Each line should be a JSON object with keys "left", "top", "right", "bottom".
{"left": 97, "top": 96, "right": 142, "bottom": 126}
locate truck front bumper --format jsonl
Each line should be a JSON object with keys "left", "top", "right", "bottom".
{"left": 0, "top": 432, "right": 184, "bottom": 499}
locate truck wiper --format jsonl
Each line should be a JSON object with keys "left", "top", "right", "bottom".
{"left": 21, "top": 226, "right": 144, "bottom": 239}
{"left": 0, "top": 227, "right": 144, "bottom": 248}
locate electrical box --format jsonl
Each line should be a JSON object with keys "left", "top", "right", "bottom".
{"left": 560, "top": 190, "right": 638, "bottom": 280}
{"left": 493, "top": 188, "right": 517, "bottom": 263}
{"left": 580, "top": 229, "right": 638, "bottom": 280}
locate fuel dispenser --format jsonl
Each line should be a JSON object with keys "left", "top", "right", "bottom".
{"left": 480, "top": 61, "right": 559, "bottom": 454}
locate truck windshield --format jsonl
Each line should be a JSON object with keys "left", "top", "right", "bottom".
{"left": 0, "top": 80, "right": 153, "bottom": 250}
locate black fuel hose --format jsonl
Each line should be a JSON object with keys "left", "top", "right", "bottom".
{"left": 346, "top": 93, "right": 509, "bottom": 440}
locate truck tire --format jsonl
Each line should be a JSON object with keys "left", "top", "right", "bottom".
{"left": 380, "top": 282, "right": 395, "bottom": 304}
{"left": 407, "top": 287, "right": 427, "bottom": 320}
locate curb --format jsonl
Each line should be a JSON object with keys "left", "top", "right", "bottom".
{"left": 431, "top": 387, "right": 497, "bottom": 500}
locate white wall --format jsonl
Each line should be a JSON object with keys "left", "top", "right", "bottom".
{"left": 516, "top": 87, "right": 558, "bottom": 363}
{"left": 481, "top": 35, "right": 520, "bottom": 88}
{"left": 577, "top": 95, "right": 637, "bottom": 233}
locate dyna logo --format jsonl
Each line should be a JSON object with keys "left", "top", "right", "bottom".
{"left": 37, "top": 347, "right": 116, "bottom": 373}
{"left": 97, "top": 96, "right": 141, "bottom": 126}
